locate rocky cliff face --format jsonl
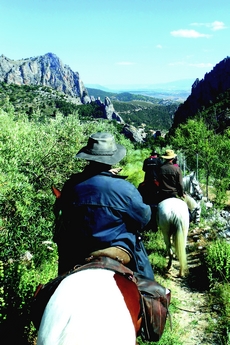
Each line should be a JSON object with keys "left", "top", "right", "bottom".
{"left": 172, "top": 56, "right": 230, "bottom": 128}
{"left": 0, "top": 53, "right": 87, "bottom": 101}
{"left": 0, "top": 52, "right": 127, "bottom": 124}
{"left": 0, "top": 52, "right": 146, "bottom": 141}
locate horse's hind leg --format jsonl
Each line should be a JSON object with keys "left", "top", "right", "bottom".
{"left": 162, "top": 231, "right": 173, "bottom": 271}
{"left": 167, "top": 248, "right": 173, "bottom": 270}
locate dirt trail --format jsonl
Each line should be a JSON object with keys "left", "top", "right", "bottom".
{"left": 158, "top": 226, "right": 217, "bottom": 345}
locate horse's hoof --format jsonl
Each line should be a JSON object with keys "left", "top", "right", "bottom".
{"left": 178, "top": 271, "right": 187, "bottom": 278}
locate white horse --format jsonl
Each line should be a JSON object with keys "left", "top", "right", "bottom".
{"left": 183, "top": 172, "right": 203, "bottom": 223}
{"left": 157, "top": 198, "right": 190, "bottom": 277}
{"left": 36, "top": 268, "right": 141, "bottom": 345}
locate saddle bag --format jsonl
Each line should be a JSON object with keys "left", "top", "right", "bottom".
{"left": 135, "top": 273, "right": 171, "bottom": 342}
{"left": 31, "top": 274, "right": 67, "bottom": 330}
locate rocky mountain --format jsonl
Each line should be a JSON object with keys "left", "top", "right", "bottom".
{"left": 0, "top": 52, "right": 126, "bottom": 125}
{"left": 172, "top": 56, "right": 230, "bottom": 129}
{"left": 0, "top": 52, "right": 87, "bottom": 102}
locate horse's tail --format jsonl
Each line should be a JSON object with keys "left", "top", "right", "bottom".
{"left": 173, "top": 217, "right": 188, "bottom": 276}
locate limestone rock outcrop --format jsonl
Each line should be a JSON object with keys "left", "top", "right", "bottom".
{"left": 93, "top": 96, "right": 124, "bottom": 123}
{"left": 0, "top": 53, "right": 88, "bottom": 102}
{"left": 122, "top": 124, "right": 146, "bottom": 143}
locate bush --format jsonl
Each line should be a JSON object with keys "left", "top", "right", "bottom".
{"left": 208, "top": 282, "right": 230, "bottom": 344}
{"left": 0, "top": 109, "right": 135, "bottom": 342}
{"left": 205, "top": 239, "right": 230, "bottom": 285}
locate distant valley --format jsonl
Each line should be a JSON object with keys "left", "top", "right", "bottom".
{"left": 1, "top": 53, "right": 230, "bottom": 138}
{"left": 86, "top": 79, "right": 193, "bottom": 102}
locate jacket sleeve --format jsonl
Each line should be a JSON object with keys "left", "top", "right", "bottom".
{"left": 125, "top": 183, "right": 152, "bottom": 229}
{"left": 177, "top": 169, "right": 184, "bottom": 197}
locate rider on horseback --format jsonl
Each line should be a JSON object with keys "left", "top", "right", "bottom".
{"left": 158, "top": 149, "right": 185, "bottom": 202}
{"left": 138, "top": 150, "right": 162, "bottom": 232}
{"left": 53, "top": 132, "right": 154, "bottom": 280}
{"left": 32, "top": 134, "right": 172, "bottom": 342}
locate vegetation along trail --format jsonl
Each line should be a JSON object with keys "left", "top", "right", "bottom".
{"left": 146, "top": 224, "right": 222, "bottom": 345}
{"left": 165, "top": 233, "right": 213, "bottom": 345}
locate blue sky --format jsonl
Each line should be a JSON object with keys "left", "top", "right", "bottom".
{"left": 0, "top": 0, "right": 229, "bottom": 89}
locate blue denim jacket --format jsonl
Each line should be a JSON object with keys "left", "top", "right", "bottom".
{"left": 55, "top": 168, "right": 154, "bottom": 279}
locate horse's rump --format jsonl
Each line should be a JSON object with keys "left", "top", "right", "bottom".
{"left": 32, "top": 256, "right": 135, "bottom": 331}
{"left": 157, "top": 198, "right": 190, "bottom": 276}
{"left": 37, "top": 269, "right": 138, "bottom": 345}
{"left": 157, "top": 198, "right": 189, "bottom": 228}
{"left": 34, "top": 256, "right": 171, "bottom": 344}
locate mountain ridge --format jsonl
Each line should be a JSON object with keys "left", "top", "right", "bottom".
{"left": 172, "top": 56, "right": 230, "bottom": 129}
{"left": 0, "top": 52, "right": 88, "bottom": 102}
{"left": 1, "top": 52, "right": 230, "bottom": 136}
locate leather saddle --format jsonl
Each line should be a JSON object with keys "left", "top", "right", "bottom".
{"left": 87, "top": 245, "right": 132, "bottom": 265}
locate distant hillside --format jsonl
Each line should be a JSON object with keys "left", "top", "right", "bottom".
{"left": 172, "top": 56, "right": 230, "bottom": 131}
{"left": 0, "top": 82, "right": 84, "bottom": 118}
{"left": 130, "top": 89, "right": 189, "bottom": 102}
{"left": 87, "top": 87, "right": 178, "bottom": 104}
{"left": 87, "top": 88, "right": 180, "bottom": 131}
{"left": 87, "top": 79, "right": 193, "bottom": 101}
{"left": 87, "top": 87, "right": 188, "bottom": 102}
{"left": 113, "top": 100, "right": 177, "bottom": 131}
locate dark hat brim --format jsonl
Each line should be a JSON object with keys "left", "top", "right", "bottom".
{"left": 76, "top": 143, "right": 126, "bottom": 165}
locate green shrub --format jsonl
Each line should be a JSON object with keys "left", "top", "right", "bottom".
{"left": 205, "top": 239, "right": 230, "bottom": 284}
{"left": 209, "top": 282, "right": 230, "bottom": 344}
{"left": 205, "top": 240, "right": 230, "bottom": 344}
{"left": 0, "top": 109, "right": 137, "bottom": 341}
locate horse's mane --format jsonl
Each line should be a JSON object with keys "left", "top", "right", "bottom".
{"left": 183, "top": 194, "right": 198, "bottom": 211}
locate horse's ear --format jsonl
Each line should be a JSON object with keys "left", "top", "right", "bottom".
{"left": 190, "top": 171, "right": 195, "bottom": 179}
{"left": 52, "top": 186, "right": 61, "bottom": 199}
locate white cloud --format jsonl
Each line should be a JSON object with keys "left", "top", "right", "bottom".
{"left": 191, "top": 22, "right": 207, "bottom": 27}
{"left": 115, "top": 61, "right": 135, "bottom": 65}
{"left": 156, "top": 44, "right": 162, "bottom": 49}
{"left": 170, "top": 29, "right": 211, "bottom": 38}
{"left": 169, "top": 61, "right": 213, "bottom": 68}
{"left": 191, "top": 21, "right": 227, "bottom": 31}
{"left": 188, "top": 62, "right": 214, "bottom": 68}
{"left": 210, "top": 21, "right": 226, "bottom": 31}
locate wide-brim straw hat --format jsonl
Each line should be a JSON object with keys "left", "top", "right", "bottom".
{"left": 161, "top": 149, "right": 176, "bottom": 160}
{"left": 76, "top": 132, "right": 126, "bottom": 165}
